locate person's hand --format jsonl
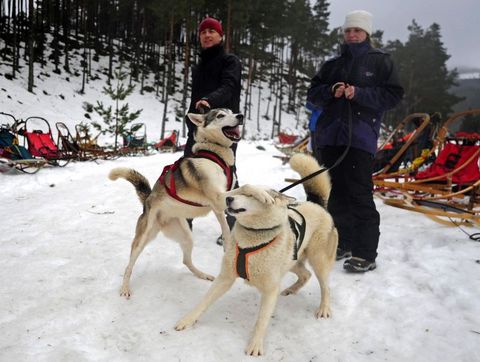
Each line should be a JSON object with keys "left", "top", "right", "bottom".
{"left": 332, "top": 82, "right": 346, "bottom": 98}
{"left": 195, "top": 99, "right": 211, "bottom": 113}
{"left": 344, "top": 85, "right": 355, "bottom": 100}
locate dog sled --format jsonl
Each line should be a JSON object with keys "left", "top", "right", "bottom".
{"left": 19, "top": 116, "right": 73, "bottom": 167}
{"left": 55, "top": 122, "right": 92, "bottom": 161}
{"left": 0, "top": 113, "right": 47, "bottom": 174}
{"left": 274, "top": 131, "right": 310, "bottom": 157}
{"left": 153, "top": 130, "right": 179, "bottom": 153}
{"left": 277, "top": 130, "right": 299, "bottom": 145}
{"left": 74, "top": 122, "right": 119, "bottom": 160}
{"left": 120, "top": 123, "right": 149, "bottom": 156}
{"left": 374, "top": 109, "right": 480, "bottom": 226}
{"left": 373, "top": 112, "right": 435, "bottom": 177}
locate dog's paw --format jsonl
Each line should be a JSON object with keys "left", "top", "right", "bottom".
{"left": 242, "top": 185, "right": 275, "bottom": 205}
{"left": 280, "top": 287, "right": 296, "bottom": 296}
{"left": 245, "top": 338, "right": 264, "bottom": 356}
{"left": 120, "top": 286, "right": 132, "bottom": 299}
{"left": 196, "top": 272, "right": 215, "bottom": 281}
{"left": 174, "top": 316, "right": 197, "bottom": 331}
{"left": 315, "top": 304, "right": 331, "bottom": 319}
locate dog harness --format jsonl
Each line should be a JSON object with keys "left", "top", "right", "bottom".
{"left": 235, "top": 237, "right": 278, "bottom": 281}
{"left": 159, "top": 150, "right": 234, "bottom": 207}
{"left": 235, "top": 208, "right": 306, "bottom": 280}
{"left": 288, "top": 206, "right": 306, "bottom": 260}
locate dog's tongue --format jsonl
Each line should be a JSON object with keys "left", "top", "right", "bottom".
{"left": 225, "top": 126, "right": 240, "bottom": 138}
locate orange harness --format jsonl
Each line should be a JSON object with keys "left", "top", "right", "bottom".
{"left": 235, "top": 237, "right": 278, "bottom": 281}
{"left": 235, "top": 208, "right": 306, "bottom": 280}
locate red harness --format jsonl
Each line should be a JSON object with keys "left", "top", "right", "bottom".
{"left": 158, "top": 150, "right": 233, "bottom": 207}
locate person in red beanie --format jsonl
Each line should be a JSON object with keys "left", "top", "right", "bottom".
{"left": 185, "top": 16, "right": 242, "bottom": 245}
{"left": 186, "top": 16, "right": 241, "bottom": 144}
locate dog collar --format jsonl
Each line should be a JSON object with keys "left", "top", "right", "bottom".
{"left": 240, "top": 224, "right": 282, "bottom": 233}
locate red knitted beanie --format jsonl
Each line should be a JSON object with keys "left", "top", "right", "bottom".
{"left": 198, "top": 17, "right": 224, "bottom": 36}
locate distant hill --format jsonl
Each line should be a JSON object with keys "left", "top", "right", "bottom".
{"left": 451, "top": 76, "right": 480, "bottom": 112}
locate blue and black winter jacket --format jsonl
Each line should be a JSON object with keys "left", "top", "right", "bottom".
{"left": 307, "top": 41, "right": 404, "bottom": 155}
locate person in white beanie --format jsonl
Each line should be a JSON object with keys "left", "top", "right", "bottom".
{"left": 307, "top": 10, "right": 404, "bottom": 272}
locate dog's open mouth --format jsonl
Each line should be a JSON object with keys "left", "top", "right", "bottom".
{"left": 226, "top": 207, "right": 246, "bottom": 215}
{"left": 222, "top": 126, "right": 242, "bottom": 141}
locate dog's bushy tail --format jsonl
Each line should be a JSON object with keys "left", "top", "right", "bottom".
{"left": 289, "top": 153, "right": 331, "bottom": 207}
{"left": 109, "top": 167, "right": 152, "bottom": 204}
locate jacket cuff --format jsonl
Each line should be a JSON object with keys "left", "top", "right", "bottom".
{"left": 331, "top": 82, "right": 344, "bottom": 94}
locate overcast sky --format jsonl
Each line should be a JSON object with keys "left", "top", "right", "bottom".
{"left": 327, "top": 0, "right": 478, "bottom": 70}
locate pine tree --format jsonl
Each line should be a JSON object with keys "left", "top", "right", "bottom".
{"left": 85, "top": 64, "right": 142, "bottom": 150}
{"left": 386, "top": 21, "right": 463, "bottom": 124}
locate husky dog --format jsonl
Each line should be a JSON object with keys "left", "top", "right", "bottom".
{"left": 109, "top": 108, "right": 243, "bottom": 298}
{"left": 175, "top": 153, "right": 338, "bottom": 356}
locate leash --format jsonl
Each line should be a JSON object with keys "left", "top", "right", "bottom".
{"left": 447, "top": 217, "right": 480, "bottom": 242}
{"left": 279, "top": 101, "right": 353, "bottom": 193}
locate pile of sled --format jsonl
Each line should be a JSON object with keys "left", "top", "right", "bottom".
{"left": 373, "top": 109, "right": 480, "bottom": 226}
{"left": 272, "top": 109, "right": 480, "bottom": 227}
{"left": 0, "top": 112, "right": 183, "bottom": 174}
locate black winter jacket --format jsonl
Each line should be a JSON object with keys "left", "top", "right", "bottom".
{"left": 185, "top": 44, "right": 242, "bottom": 155}
{"left": 307, "top": 41, "right": 404, "bottom": 155}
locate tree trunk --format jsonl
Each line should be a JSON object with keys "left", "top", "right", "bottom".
{"left": 160, "top": 13, "right": 174, "bottom": 140}
{"left": 27, "top": 0, "right": 35, "bottom": 92}
{"left": 256, "top": 78, "right": 261, "bottom": 133}
{"left": 225, "top": 0, "right": 232, "bottom": 53}
{"left": 53, "top": 0, "right": 60, "bottom": 73}
{"left": 242, "top": 54, "right": 254, "bottom": 138}
{"left": 287, "top": 41, "right": 299, "bottom": 113}
{"left": 63, "top": 0, "right": 71, "bottom": 73}
{"left": 11, "top": 0, "right": 17, "bottom": 78}
{"left": 181, "top": 17, "right": 191, "bottom": 138}
{"left": 80, "top": 2, "right": 88, "bottom": 94}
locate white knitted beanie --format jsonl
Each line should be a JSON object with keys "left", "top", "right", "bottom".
{"left": 343, "top": 10, "right": 373, "bottom": 35}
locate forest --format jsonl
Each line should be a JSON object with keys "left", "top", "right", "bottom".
{"left": 1, "top": 0, "right": 477, "bottom": 136}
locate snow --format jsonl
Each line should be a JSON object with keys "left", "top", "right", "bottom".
{"left": 458, "top": 72, "right": 480, "bottom": 80}
{"left": 1, "top": 49, "right": 480, "bottom": 362}
{"left": 1, "top": 140, "right": 480, "bottom": 361}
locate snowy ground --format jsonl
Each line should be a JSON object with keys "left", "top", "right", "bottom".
{"left": 1, "top": 141, "right": 479, "bottom": 362}
{"left": 1, "top": 39, "right": 479, "bottom": 362}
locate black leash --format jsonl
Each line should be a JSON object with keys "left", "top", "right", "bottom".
{"left": 448, "top": 217, "right": 480, "bottom": 242}
{"left": 279, "top": 101, "right": 353, "bottom": 193}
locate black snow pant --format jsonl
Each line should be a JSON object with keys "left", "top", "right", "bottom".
{"left": 315, "top": 145, "right": 380, "bottom": 262}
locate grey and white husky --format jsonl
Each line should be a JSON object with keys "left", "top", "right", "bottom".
{"left": 175, "top": 153, "right": 338, "bottom": 356}
{"left": 109, "top": 108, "right": 243, "bottom": 298}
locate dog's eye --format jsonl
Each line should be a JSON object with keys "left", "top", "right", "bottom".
{"left": 217, "top": 114, "right": 225, "bottom": 119}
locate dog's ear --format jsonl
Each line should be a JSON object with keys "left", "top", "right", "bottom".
{"left": 187, "top": 113, "right": 205, "bottom": 127}
{"left": 268, "top": 190, "right": 296, "bottom": 206}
